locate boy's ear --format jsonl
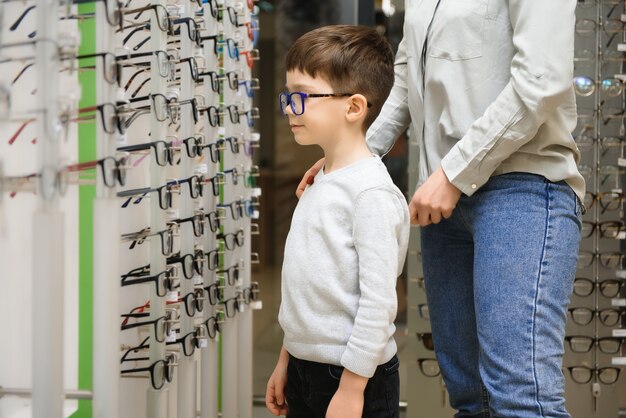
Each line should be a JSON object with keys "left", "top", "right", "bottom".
{"left": 345, "top": 94, "right": 368, "bottom": 124}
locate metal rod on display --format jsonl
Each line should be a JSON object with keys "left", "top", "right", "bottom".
{"left": 33, "top": 0, "right": 64, "bottom": 415}
{"left": 92, "top": 0, "right": 121, "bottom": 415}
{"left": 592, "top": 0, "right": 601, "bottom": 408}
{"left": 237, "top": 4, "right": 254, "bottom": 417}
{"left": 177, "top": 0, "right": 197, "bottom": 415}
{"left": 147, "top": 0, "right": 169, "bottom": 414}
{"left": 0, "top": 387, "right": 93, "bottom": 400}
{"left": 199, "top": 4, "right": 221, "bottom": 416}
{"left": 221, "top": 0, "right": 239, "bottom": 414}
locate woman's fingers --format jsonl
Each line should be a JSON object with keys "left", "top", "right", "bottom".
{"left": 295, "top": 158, "right": 325, "bottom": 199}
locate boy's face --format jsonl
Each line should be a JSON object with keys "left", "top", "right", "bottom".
{"left": 284, "top": 70, "right": 349, "bottom": 146}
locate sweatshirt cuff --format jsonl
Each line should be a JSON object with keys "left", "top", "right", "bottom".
{"left": 440, "top": 146, "right": 491, "bottom": 197}
{"left": 340, "top": 344, "right": 381, "bottom": 378}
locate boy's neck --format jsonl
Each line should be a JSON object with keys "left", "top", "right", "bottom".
{"left": 321, "top": 131, "right": 373, "bottom": 174}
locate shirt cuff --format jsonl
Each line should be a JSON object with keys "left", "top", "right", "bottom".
{"left": 440, "top": 146, "right": 491, "bottom": 197}
{"left": 341, "top": 344, "right": 381, "bottom": 378}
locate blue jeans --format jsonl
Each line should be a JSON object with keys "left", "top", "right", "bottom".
{"left": 285, "top": 354, "right": 400, "bottom": 418}
{"left": 420, "top": 173, "right": 582, "bottom": 418}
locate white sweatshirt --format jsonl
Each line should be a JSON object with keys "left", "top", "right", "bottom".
{"left": 279, "top": 155, "right": 410, "bottom": 378}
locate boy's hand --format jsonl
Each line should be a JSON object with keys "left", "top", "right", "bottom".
{"left": 326, "top": 368, "right": 367, "bottom": 418}
{"left": 326, "top": 387, "right": 364, "bottom": 418}
{"left": 409, "top": 166, "right": 461, "bottom": 226}
{"left": 296, "top": 158, "right": 325, "bottom": 199}
{"left": 266, "top": 348, "right": 290, "bottom": 416}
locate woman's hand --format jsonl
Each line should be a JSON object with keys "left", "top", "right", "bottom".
{"left": 296, "top": 158, "right": 325, "bottom": 199}
{"left": 409, "top": 166, "right": 462, "bottom": 226}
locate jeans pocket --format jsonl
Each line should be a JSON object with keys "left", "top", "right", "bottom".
{"left": 575, "top": 195, "right": 585, "bottom": 218}
{"left": 328, "top": 364, "right": 344, "bottom": 381}
{"left": 384, "top": 363, "right": 400, "bottom": 417}
{"left": 383, "top": 356, "right": 400, "bottom": 376}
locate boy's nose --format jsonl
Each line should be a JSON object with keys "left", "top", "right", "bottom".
{"left": 284, "top": 104, "right": 295, "bottom": 117}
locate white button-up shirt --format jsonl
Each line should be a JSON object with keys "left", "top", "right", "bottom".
{"left": 366, "top": 0, "right": 585, "bottom": 203}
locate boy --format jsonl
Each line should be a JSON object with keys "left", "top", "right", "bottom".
{"left": 265, "top": 25, "right": 410, "bottom": 418}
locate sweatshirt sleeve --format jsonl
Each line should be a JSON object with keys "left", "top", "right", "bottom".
{"left": 341, "top": 187, "right": 409, "bottom": 377}
{"left": 440, "top": 0, "right": 576, "bottom": 195}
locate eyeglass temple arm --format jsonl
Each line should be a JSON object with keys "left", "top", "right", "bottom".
{"left": 124, "top": 68, "right": 147, "bottom": 91}
{"left": 122, "top": 25, "right": 147, "bottom": 44}
{"left": 8, "top": 118, "right": 36, "bottom": 145}
{"left": 13, "top": 62, "right": 35, "bottom": 85}
{"left": 9, "top": 5, "right": 36, "bottom": 31}
{"left": 134, "top": 36, "right": 152, "bottom": 51}
{"left": 121, "top": 226, "right": 151, "bottom": 240}
{"left": 120, "top": 319, "right": 154, "bottom": 330}
{"left": 120, "top": 365, "right": 152, "bottom": 373}
{"left": 120, "top": 337, "right": 151, "bottom": 363}
{"left": 121, "top": 274, "right": 159, "bottom": 287}
{"left": 118, "top": 189, "right": 150, "bottom": 207}
{"left": 121, "top": 265, "right": 150, "bottom": 278}
{"left": 117, "top": 141, "right": 157, "bottom": 152}
{"left": 123, "top": 108, "right": 150, "bottom": 131}
{"left": 131, "top": 77, "right": 150, "bottom": 98}
{"left": 128, "top": 91, "right": 155, "bottom": 103}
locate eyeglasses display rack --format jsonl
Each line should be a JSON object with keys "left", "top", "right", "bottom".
{"left": 567, "top": 0, "right": 626, "bottom": 416}
{"left": 93, "top": 0, "right": 122, "bottom": 415}
{"left": 405, "top": 1, "right": 626, "bottom": 416}
{"left": 0, "top": 0, "right": 262, "bottom": 416}
{"left": 0, "top": 0, "right": 80, "bottom": 415}
{"left": 405, "top": 136, "right": 456, "bottom": 418}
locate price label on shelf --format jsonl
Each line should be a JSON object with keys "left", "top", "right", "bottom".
{"left": 612, "top": 357, "right": 626, "bottom": 366}
{"left": 612, "top": 298, "right": 626, "bottom": 307}
{"left": 198, "top": 338, "right": 208, "bottom": 349}
{"left": 619, "top": 158, "right": 626, "bottom": 168}
{"left": 195, "top": 164, "right": 208, "bottom": 176}
{"left": 613, "top": 329, "right": 626, "bottom": 338}
{"left": 116, "top": 133, "right": 128, "bottom": 147}
{"left": 251, "top": 301, "right": 263, "bottom": 310}
{"left": 166, "top": 291, "right": 178, "bottom": 302}
{"left": 166, "top": 208, "right": 179, "bottom": 221}
{"left": 616, "top": 232, "right": 626, "bottom": 240}
{"left": 166, "top": 330, "right": 177, "bottom": 343}
{"left": 616, "top": 270, "right": 626, "bottom": 279}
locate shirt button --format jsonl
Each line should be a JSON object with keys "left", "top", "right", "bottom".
{"left": 471, "top": 184, "right": 477, "bottom": 189}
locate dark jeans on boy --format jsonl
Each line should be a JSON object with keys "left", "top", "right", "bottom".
{"left": 285, "top": 353, "right": 400, "bottom": 418}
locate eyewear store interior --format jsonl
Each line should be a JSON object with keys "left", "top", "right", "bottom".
{"left": 0, "top": 0, "right": 625, "bottom": 417}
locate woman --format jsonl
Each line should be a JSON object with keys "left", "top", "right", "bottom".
{"left": 297, "top": 0, "right": 583, "bottom": 417}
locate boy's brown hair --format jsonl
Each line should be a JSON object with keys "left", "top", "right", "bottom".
{"left": 285, "top": 25, "right": 394, "bottom": 132}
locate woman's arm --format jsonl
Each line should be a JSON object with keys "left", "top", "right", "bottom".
{"left": 440, "top": 0, "right": 577, "bottom": 196}
{"left": 365, "top": 36, "right": 412, "bottom": 157}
